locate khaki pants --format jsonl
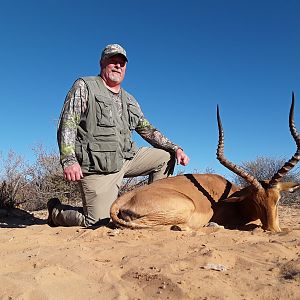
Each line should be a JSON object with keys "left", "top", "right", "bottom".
{"left": 52, "top": 147, "right": 175, "bottom": 227}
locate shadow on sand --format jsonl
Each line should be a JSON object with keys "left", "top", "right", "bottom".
{"left": 0, "top": 207, "right": 47, "bottom": 228}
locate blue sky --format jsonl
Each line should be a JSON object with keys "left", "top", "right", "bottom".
{"left": 1, "top": 0, "right": 300, "bottom": 179}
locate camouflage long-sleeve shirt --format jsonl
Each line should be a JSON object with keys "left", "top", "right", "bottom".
{"left": 58, "top": 79, "right": 180, "bottom": 169}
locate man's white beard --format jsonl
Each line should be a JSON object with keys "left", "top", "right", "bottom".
{"left": 109, "top": 72, "right": 121, "bottom": 83}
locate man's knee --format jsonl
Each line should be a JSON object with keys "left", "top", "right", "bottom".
{"left": 150, "top": 150, "right": 175, "bottom": 182}
{"left": 81, "top": 181, "right": 119, "bottom": 224}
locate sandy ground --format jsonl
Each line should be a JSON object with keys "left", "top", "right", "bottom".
{"left": 0, "top": 205, "right": 299, "bottom": 300}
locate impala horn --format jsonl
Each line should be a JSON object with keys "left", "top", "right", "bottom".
{"left": 268, "top": 92, "right": 300, "bottom": 187}
{"left": 216, "top": 105, "right": 263, "bottom": 190}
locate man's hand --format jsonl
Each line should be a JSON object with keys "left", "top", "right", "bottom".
{"left": 176, "top": 148, "right": 190, "bottom": 166}
{"left": 64, "top": 163, "right": 83, "bottom": 181}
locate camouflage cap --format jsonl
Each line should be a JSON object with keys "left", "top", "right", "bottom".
{"left": 100, "top": 44, "right": 128, "bottom": 62}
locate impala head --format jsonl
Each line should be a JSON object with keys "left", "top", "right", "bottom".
{"left": 217, "top": 93, "right": 300, "bottom": 232}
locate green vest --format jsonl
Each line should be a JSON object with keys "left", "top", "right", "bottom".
{"left": 75, "top": 76, "right": 143, "bottom": 174}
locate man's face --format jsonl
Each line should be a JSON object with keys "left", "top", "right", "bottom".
{"left": 101, "top": 54, "right": 127, "bottom": 86}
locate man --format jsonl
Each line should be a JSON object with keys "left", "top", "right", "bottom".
{"left": 48, "top": 43, "right": 189, "bottom": 227}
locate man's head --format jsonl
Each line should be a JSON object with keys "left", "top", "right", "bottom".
{"left": 100, "top": 44, "right": 128, "bottom": 62}
{"left": 100, "top": 44, "right": 128, "bottom": 88}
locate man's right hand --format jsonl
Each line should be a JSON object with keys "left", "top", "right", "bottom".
{"left": 64, "top": 163, "right": 83, "bottom": 181}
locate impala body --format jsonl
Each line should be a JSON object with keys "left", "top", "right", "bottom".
{"left": 111, "top": 174, "right": 239, "bottom": 230}
{"left": 110, "top": 94, "right": 300, "bottom": 232}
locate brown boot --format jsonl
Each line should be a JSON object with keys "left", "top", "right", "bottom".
{"left": 47, "top": 198, "right": 61, "bottom": 227}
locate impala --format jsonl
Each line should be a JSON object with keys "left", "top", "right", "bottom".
{"left": 110, "top": 94, "right": 300, "bottom": 232}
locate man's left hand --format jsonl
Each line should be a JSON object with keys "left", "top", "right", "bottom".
{"left": 176, "top": 148, "right": 189, "bottom": 166}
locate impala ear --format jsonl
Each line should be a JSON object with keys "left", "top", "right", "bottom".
{"left": 277, "top": 182, "right": 300, "bottom": 193}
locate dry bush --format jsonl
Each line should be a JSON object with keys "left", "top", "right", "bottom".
{"left": 0, "top": 151, "right": 29, "bottom": 208}
{"left": 118, "top": 176, "right": 148, "bottom": 196}
{"left": 281, "top": 190, "right": 300, "bottom": 206}
{"left": 0, "top": 146, "right": 81, "bottom": 211}
{"left": 176, "top": 167, "right": 216, "bottom": 176}
{"left": 22, "top": 145, "right": 81, "bottom": 210}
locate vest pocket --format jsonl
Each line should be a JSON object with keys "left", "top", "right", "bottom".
{"left": 95, "top": 96, "right": 115, "bottom": 127}
{"left": 123, "top": 138, "right": 136, "bottom": 159}
{"left": 88, "top": 142, "right": 120, "bottom": 173}
{"left": 127, "top": 103, "right": 141, "bottom": 129}
{"left": 75, "top": 143, "right": 89, "bottom": 170}
{"left": 93, "top": 126, "right": 116, "bottom": 139}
